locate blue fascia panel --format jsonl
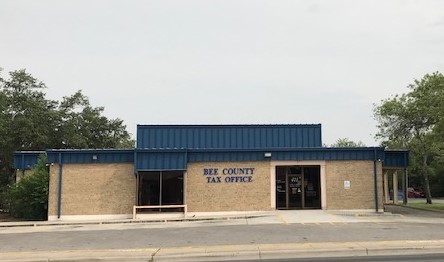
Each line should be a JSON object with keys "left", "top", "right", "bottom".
{"left": 383, "top": 150, "right": 409, "bottom": 168}
{"left": 136, "top": 124, "right": 322, "bottom": 149}
{"left": 13, "top": 151, "right": 45, "bottom": 169}
{"left": 46, "top": 149, "right": 135, "bottom": 164}
{"left": 15, "top": 147, "right": 406, "bottom": 171}
{"left": 135, "top": 150, "right": 187, "bottom": 171}
{"left": 188, "top": 151, "right": 264, "bottom": 162}
{"left": 186, "top": 147, "right": 386, "bottom": 163}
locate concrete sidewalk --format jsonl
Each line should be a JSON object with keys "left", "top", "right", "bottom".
{"left": 2, "top": 240, "right": 444, "bottom": 261}
{"left": 0, "top": 209, "right": 418, "bottom": 228}
{"left": 0, "top": 211, "right": 273, "bottom": 228}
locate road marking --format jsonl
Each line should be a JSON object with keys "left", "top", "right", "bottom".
{"left": 275, "top": 211, "right": 288, "bottom": 225}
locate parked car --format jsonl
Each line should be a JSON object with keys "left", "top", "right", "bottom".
{"left": 408, "top": 187, "right": 425, "bottom": 198}
{"left": 389, "top": 189, "right": 404, "bottom": 201}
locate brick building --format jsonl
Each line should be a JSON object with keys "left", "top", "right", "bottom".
{"left": 14, "top": 124, "right": 408, "bottom": 221}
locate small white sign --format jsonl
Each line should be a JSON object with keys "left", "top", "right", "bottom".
{"left": 344, "top": 180, "right": 351, "bottom": 189}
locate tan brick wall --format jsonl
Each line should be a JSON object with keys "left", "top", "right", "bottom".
{"left": 15, "top": 169, "right": 34, "bottom": 183}
{"left": 326, "top": 160, "right": 383, "bottom": 210}
{"left": 48, "top": 163, "right": 135, "bottom": 216}
{"left": 48, "top": 165, "right": 59, "bottom": 216}
{"left": 45, "top": 160, "right": 385, "bottom": 216}
{"left": 186, "top": 161, "right": 272, "bottom": 212}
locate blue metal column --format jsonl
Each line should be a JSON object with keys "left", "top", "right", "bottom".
{"left": 373, "top": 149, "right": 379, "bottom": 212}
{"left": 404, "top": 168, "right": 408, "bottom": 205}
{"left": 403, "top": 152, "right": 409, "bottom": 205}
{"left": 21, "top": 154, "right": 25, "bottom": 177}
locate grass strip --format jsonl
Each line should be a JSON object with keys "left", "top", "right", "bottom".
{"left": 408, "top": 202, "right": 444, "bottom": 212}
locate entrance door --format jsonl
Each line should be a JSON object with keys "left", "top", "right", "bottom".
{"left": 288, "top": 174, "right": 303, "bottom": 208}
{"left": 276, "top": 166, "right": 321, "bottom": 209}
{"left": 304, "top": 167, "right": 321, "bottom": 208}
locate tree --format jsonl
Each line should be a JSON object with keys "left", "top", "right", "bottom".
{"left": 0, "top": 69, "right": 57, "bottom": 186}
{"left": 374, "top": 72, "right": 444, "bottom": 204}
{"left": 0, "top": 69, "right": 134, "bottom": 188}
{"left": 55, "top": 91, "right": 134, "bottom": 149}
{"left": 331, "top": 138, "right": 366, "bottom": 147}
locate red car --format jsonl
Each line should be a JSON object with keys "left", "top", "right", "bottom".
{"left": 408, "top": 187, "right": 425, "bottom": 198}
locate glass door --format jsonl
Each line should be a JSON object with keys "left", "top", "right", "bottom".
{"left": 288, "top": 174, "right": 303, "bottom": 208}
{"left": 275, "top": 166, "right": 321, "bottom": 210}
{"left": 304, "top": 167, "right": 321, "bottom": 209}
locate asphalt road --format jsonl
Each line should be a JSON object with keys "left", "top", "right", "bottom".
{"left": 221, "top": 254, "right": 444, "bottom": 262}
{"left": 1, "top": 221, "right": 444, "bottom": 252}
{"left": 1, "top": 207, "right": 444, "bottom": 261}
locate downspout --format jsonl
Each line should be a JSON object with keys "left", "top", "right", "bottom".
{"left": 135, "top": 172, "right": 139, "bottom": 206}
{"left": 404, "top": 152, "right": 408, "bottom": 205}
{"left": 184, "top": 149, "right": 188, "bottom": 209}
{"left": 134, "top": 149, "right": 138, "bottom": 206}
{"left": 373, "top": 149, "right": 379, "bottom": 213}
{"left": 57, "top": 152, "right": 63, "bottom": 219}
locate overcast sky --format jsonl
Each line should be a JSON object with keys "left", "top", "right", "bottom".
{"left": 1, "top": 0, "right": 443, "bottom": 146}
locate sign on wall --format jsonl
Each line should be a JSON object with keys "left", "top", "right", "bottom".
{"left": 203, "top": 168, "right": 255, "bottom": 183}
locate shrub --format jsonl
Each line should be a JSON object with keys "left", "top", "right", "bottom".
{"left": 2, "top": 154, "right": 48, "bottom": 220}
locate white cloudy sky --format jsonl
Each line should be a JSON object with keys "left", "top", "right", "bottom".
{"left": 1, "top": 0, "right": 443, "bottom": 146}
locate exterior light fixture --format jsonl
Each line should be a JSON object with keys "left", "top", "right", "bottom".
{"left": 264, "top": 152, "right": 272, "bottom": 158}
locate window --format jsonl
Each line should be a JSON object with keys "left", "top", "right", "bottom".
{"left": 138, "top": 171, "right": 184, "bottom": 211}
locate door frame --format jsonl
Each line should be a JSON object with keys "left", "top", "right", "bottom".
{"left": 137, "top": 170, "right": 185, "bottom": 208}
{"left": 271, "top": 161, "right": 327, "bottom": 210}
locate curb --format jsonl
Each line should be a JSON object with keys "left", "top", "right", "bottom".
{"left": 152, "top": 240, "right": 444, "bottom": 261}
{"left": 0, "top": 210, "right": 402, "bottom": 228}
{"left": 0, "top": 214, "right": 268, "bottom": 228}
{"left": 2, "top": 240, "right": 444, "bottom": 262}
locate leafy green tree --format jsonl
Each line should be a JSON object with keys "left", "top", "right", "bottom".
{"left": 2, "top": 154, "right": 49, "bottom": 220}
{"left": 374, "top": 72, "right": 444, "bottom": 204}
{"left": 0, "top": 68, "right": 134, "bottom": 188}
{"left": 56, "top": 91, "right": 134, "bottom": 149}
{"left": 331, "top": 138, "right": 366, "bottom": 147}
{"left": 0, "top": 69, "right": 57, "bottom": 186}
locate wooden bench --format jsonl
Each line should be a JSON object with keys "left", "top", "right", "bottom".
{"left": 133, "top": 205, "right": 187, "bottom": 219}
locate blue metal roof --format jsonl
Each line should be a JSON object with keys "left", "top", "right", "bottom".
{"left": 136, "top": 124, "right": 322, "bottom": 149}
{"left": 12, "top": 125, "right": 408, "bottom": 171}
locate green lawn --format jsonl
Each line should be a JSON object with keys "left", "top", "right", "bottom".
{"left": 408, "top": 201, "right": 444, "bottom": 212}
